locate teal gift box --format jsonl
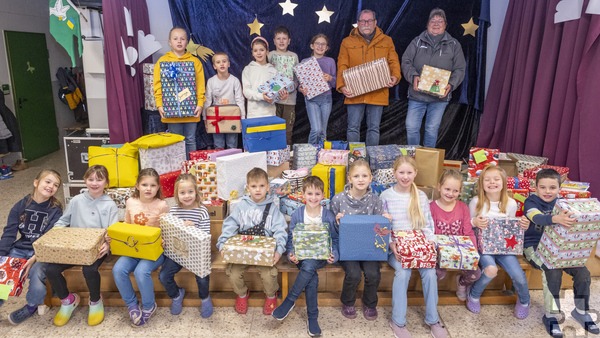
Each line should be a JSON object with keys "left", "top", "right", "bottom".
{"left": 159, "top": 61, "right": 197, "bottom": 118}
{"left": 293, "top": 223, "right": 331, "bottom": 260}
{"left": 339, "top": 215, "right": 391, "bottom": 261}
{"left": 242, "top": 116, "right": 287, "bottom": 152}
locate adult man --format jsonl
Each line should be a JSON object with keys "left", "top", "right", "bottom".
{"left": 337, "top": 9, "right": 401, "bottom": 146}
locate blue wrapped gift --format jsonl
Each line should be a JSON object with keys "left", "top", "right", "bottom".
{"left": 279, "top": 196, "right": 304, "bottom": 216}
{"left": 339, "top": 215, "right": 391, "bottom": 261}
{"left": 242, "top": 116, "right": 287, "bottom": 152}
{"left": 159, "top": 61, "right": 197, "bottom": 118}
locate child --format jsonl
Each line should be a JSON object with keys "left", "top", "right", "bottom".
{"left": 331, "top": 158, "right": 387, "bottom": 321}
{"left": 380, "top": 156, "right": 448, "bottom": 338}
{"left": 216, "top": 167, "right": 287, "bottom": 315}
{"left": 269, "top": 26, "right": 299, "bottom": 144}
{"left": 0, "top": 169, "right": 62, "bottom": 325}
{"left": 430, "top": 169, "right": 481, "bottom": 300}
{"left": 299, "top": 34, "right": 336, "bottom": 145}
{"left": 203, "top": 52, "right": 246, "bottom": 149}
{"left": 45, "top": 165, "right": 118, "bottom": 326}
{"left": 154, "top": 27, "right": 206, "bottom": 157}
{"left": 523, "top": 169, "right": 599, "bottom": 337}
{"left": 242, "top": 37, "right": 288, "bottom": 118}
{"left": 158, "top": 173, "right": 213, "bottom": 318}
{"left": 272, "top": 176, "right": 339, "bottom": 336}
{"left": 113, "top": 168, "right": 169, "bottom": 327}
{"left": 466, "top": 166, "right": 530, "bottom": 318}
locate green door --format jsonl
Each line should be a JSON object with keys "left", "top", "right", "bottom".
{"left": 4, "top": 31, "right": 59, "bottom": 160}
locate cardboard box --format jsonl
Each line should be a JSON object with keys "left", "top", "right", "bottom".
{"left": 415, "top": 147, "right": 445, "bottom": 187}
{"left": 33, "top": 228, "right": 106, "bottom": 265}
{"left": 499, "top": 158, "right": 518, "bottom": 177}
{"left": 205, "top": 201, "right": 227, "bottom": 220}
{"left": 267, "top": 162, "right": 290, "bottom": 179}
{"left": 443, "top": 160, "right": 463, "bottom": 172}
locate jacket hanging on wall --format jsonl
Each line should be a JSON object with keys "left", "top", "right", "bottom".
{"left": 0, "top": 94, "right": 22, "bottom": 153}
{"left": 56, "top": 67, "right": 88, "bottom": 122}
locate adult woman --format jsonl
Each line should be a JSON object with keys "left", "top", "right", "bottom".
{"left": 402, "top": 8, "right": 466, "bottom": 148}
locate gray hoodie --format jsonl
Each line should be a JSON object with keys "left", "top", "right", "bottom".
{"left": 331, "top": 184, "right": 384, "bottom": 216}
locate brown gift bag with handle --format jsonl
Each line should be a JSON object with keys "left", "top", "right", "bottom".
{"left": 415, "top": 147, "right": 445, "bottom": 187}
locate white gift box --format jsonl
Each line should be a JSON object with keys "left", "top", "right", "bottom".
{"left": 139, "top": 141, "right": 186, "bottom": 175}
{"left": 216, "top": 152, "right": 267, "bottom": 200}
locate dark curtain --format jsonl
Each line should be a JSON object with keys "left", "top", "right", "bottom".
{"left": 168, "top": 0, "right": 488, "bottom": 159}
{"left": 102, "top": 0, "right": 151, "bottom": 143}
{"left": 478, "top": 0, "right": 600, "bottom": 194}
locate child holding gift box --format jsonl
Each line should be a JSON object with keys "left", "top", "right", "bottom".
{"left": 467, "top": 166, "right": 531, "bottom": 318}
{"left": 242, "top": 37, "right": 288, "bottom": 118}
{"left": 299, "top": 34, "right": 337, "bottom": 145}
{"left": 272, "top": 176, "right": 339, "bottom": 336}
{"left": 523, "top": 169, "right": 599, "bottom": 337}
{"left": 331, "top": 159, "right": 389, "bottom": 321}
{"left": 216, "top": 168, "right": 287, "bottom": 315}
{"left": 46, "top": 165, "right": 118, "bottom": 327}
{"left": 113, "top": 168, "right": 169, "bottom": 327}
{"left": 159, "top": 173, "right": 214, "bottom": 318}
{"left": 203, "top": 52, "right": 245, "bottom": 149}
{"left": 380, "top": 156, "right": 448, "bottom": 338}
{"left": 154, "top": 27, "right": 206, "bottom": 157}
{"left": 430, "top": 169, "right": 481, "bottom": 300}
{"left": 1, "top": 169, "right": 63, "bottom": 325}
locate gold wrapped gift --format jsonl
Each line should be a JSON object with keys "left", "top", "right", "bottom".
{"left": 33, "top": 227, "right": 106, "bottom": 265}
{"left": 417, "top": 65, "right": 451, "bottom": 97}
{"left": 107, "top": 222, "right": 163, "bottom": 261}
{"left": 221, "top": 235, "right": 276, "bottom": 267}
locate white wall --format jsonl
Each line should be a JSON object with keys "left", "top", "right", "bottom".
{"left": 147, "top": 0, "right": 172, "bottom": 62}
{"left": 485, "top": 0, "right": 510, "bottom": 97}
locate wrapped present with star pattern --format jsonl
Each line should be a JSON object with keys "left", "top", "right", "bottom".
{"left": 393, "top": 230, "right": 437, "bottom": 269}
{"left": 292, "top": 223, "right": 331, "bottom": 260}
{"left": 417, "top": 65, "right": 451, "bottom": 97}
{"left": 475, "top": 217, "right": 524, "bottom": 255}
{"left": 160, "top": 214, "right": 211, "bottom": 278}
{"left": 293, "top": 57, "right": 331, "bottom": 99}
{"left": 221, "top": 235, "right": 276, "bottom": 266}
{"left": 159, "top": 61, "right": 197, "bottom": 118}
{"left": 0, "top": 256, "right": 28, "bottom": 298}
{"left": 436, "top": 235, "right": 479, "bottom": 270}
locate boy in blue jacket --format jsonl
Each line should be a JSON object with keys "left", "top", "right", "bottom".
{"left": 272, "top": 176, "right": 339, "bottom": 337}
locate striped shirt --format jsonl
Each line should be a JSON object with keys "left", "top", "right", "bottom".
{"left": 379, "top": 188, "right": 435, "bottom": 241}
{"left": 169, "top": 206, "right": 210, "bottom": 233}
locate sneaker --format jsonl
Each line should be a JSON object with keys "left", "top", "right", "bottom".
{"left": 88, "top": 297, "right": 105, "bottom": 326}
{"left": 466, "top": 292, "right": 481, "bottom": 314}
{"left": 542, "top": 315, "right": 564, "bottom": 338}
{"left": 134, "top": 303, "right": 157, "bottom": 327}
{"left": 8, "top": 305, "right": 36, "bottom": 325}
{"left": 514, "top": 301, "right": 530, "bottom": 319}
{"left": 571, "top": 308, "right": 600, "bottom": 334}
{"left": 53, "top": 293, "right": 80, "bottom": 326}
{"left": 128, "top": 304, "right": 142, "bottom": 326}
{"left": 200, "top": 296, "right": 214, "bottom": 318}
{"left": 11, "top": 159, "right": 28, "bottom": 171}
{"left": 235, "top": 291, "right": 249, "bottom": 314}
{"left": 307, "top": 318, "right": 322, "bottom": 337}
{"left": 456, "top": 275, "right": 467, "bottom": 301}
{"left": 272, "top": 298, "right": 295, "bottom": 321}
{"left": 341, "top": 304, "right": 357, "bottom": 319}
{"left": 362, "top": 305, "right": 378, "bottom": 320}
{"left": 389, "top": 320, "right": 412, "bottom": 338}
{"left": 429, "top": 322, "right": 449, "bottom": 338}
{"left": 263, "top": 295, "right": 278, "bottom": 315}
{"left": 170, "top": 288, "right": 185, "bottom": 315}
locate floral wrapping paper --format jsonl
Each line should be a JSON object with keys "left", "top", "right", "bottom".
{"left": 159, "top": 61, "right": 197, "bottom": 118}
{"left": 508, "top": 188, "right": 529, "bottom": 217}
{"left": 317, "top": 149, "right": 349, "bottom": 166}
{"left": 189, "top": 149, "right": 220, "bottom": 161}
{"left": 139, "top": 141, "right": 186, "bottom": 175}
{"left": 33, "top": 228, "right": 106, "bottom": 265}
{"left": 506, "top": 175, "right": 531, "bottom": 190}
{"left": 393, "top": 230, "right": 437, "bottom": 269}
{"left": 292, "top": 144, "right": 320, "bottom": 170}
{"left": 436, "top": 235, "right": 479, "bottom": 270}
{"left": 205, "top": 105, "right": 242, "bottom": 133}
{"left": 189, "top": 162, "right": 219, "bottom": 203}
{"left": 373, "top": 168, "right": 396, "bottom": 185}
{"left": 267, "top": 146, "right": 291, "bottom": 166}
{"left": 293, "top": 57, "right": 330, "bottom": 100}
{"left": 143, "top": 63, "right": 157, "bottom": 110}
{"left": 159, "top": 214, "right": 211, "bottom": 278}
{"left": 221, "top": 235, "right": 276, "bottom": 267}
{"left": 523, "top": 165, "right": 570, "bottom": 180}
{"left": 339, "top": 215, "right": 391, "bottom": 261}
{"left": 366, "top": 145, "right": 402, "bottom": 170}
{"left": 292, "top": 223, "right": 331, "bottom": 260}
{"left": 216, "top": 152, "right": 267, "bottom": 200}
{"left": 107, "top": 222, "right": 163, "bottom": 261}
{"left": 468, "top": 147, "right": 500, "bottom": 177}
{"left": 342, "top": 58, "right": 391, "bottom": 97}
{"left": 507, "top": 153, "right": 549, "bottom": 174}
{"left": 417, "top": 65, "right": 451, "bottom": 97}
{"left": 159, "top": 170, "right": 179, "bottom": 198}
{"left": 0, "top": 256, "right": 27, "bottom": 297}
{"left": 269, "top": 178, "right": 292, "bottom": 197}
{"left": 258, "top": 74, "right": 295, "bottom": 103}
{"left": 475, "top": 217, "right": 524, "bottom": 255}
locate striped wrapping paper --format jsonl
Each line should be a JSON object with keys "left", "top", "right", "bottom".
{"left": 342, "top": 58, "right": 391, "bottom": 97}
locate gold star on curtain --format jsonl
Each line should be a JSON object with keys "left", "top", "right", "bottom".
{"left": 247, "top": 17, "right": 264, "bottom": 36}
{"left": 461, "top": 17, "right": 479, "bottom": 37}
{"left": 186, "top": 40, "right": 214, "bottom": 62}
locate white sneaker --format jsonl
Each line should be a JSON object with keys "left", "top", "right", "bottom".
{"left": 37, "top": 305, "right": 49, "bottom": 316}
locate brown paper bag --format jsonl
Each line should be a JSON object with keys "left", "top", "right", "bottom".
{"left": 415, "top": 147, "right": 445, "bottom": 187}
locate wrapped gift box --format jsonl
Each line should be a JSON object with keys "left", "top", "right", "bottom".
{"left": 342, "top": 58, "right": 391, "bottom": 97}
{"left": 393, "top": 230, "right": 437, "bottom": 269}
{"left": 88, "top": 143, "right": 139, "bottom": 188}
{"left": 508, "top": 189, "right": 529, "bottom": 217}
{"left": 159, "top": 170, "right": 179, "bottom": 198}
{"left": 415, "top": 147, "right": 445, "bottom": 187}
{"left": 311, "top": 164, "right": 346, "bottom": 199}
{"left": 292, "top": 143, "right": 320, "bottom": 170}
{"left": 339, "top": 215, "right": 391, "bottom": 261}
{"left": 160, "top": 214, "right": 211, "bottom": 278}
{"left": 107, "top": 222, "right": 163, "bottom": 261}
{"left": 507, "top": 175, "right": 531, "bottom": 190}
{"left": 208, "top": 148, "right": 242, "bottom": 162}
{"left": 443, "top": 160, "right": 463, "bottom": 171}
{"left": 417, "top": 65, "right": 451, "bottom": 97}
{"left": 436, "top": 235, "right": 479, "bottom": 270}
{"left": 460, "top": 181, "right": 477, "bottom": 205}
{"left": 142, "top": 63, "right": 157, "bottom": 111}
{"left": 216, "top": 152, "right": 267, "bottom": 200}
{"left": 279, "top": 196, "right": 304, "bottom": 216}
{"left": 476, "top": 217, "right": 524, "bottom": 255}
{"left": 317, "top": 149, "right": 349, "bottom": 166}
{"left": 293, "top": 57, "right": 330, "bottom": 100}
{"left": 559, "top": 190, "right": 592, "bottom": 199}
{"left": 189, "top": 162, "right": 219, "bottom": 203}
{"left": 0, "top": 256, "right": 28, "bottom": 297}
{"left": 159, "top": 61, "right": 197, "bottom": 118}
{"left": 205, "top": 105, "right": 242, "bottom": 133}
{"left": 267, "top": 146, "right": 291, "bottom": 166}
{"left": 507, "top": 153, "right": 549, "bottom": 174}
{"left": 367, "top": 145, "right": 400, "bottom": 170}
{"left": 33, "top": 228, "right": 106, "bottom": 265}
{"left": 293, "top": 223, "right": 331, "bottom": 260}
{"left": 398, "top": 145, "right": 419, "bottom": 157}
{"left": 523, "top": 165, "right": 570, "bottom": 181}
{"left": 132, "top": 132, "right": 185, "bottom": 149}
{"left": 241, "top": 116, "right": 287, "bottom": 153}
{"left": 374, "top": 168, "right": 396, "bottom": 185}
{"left": 370, "top": 181, "right": 395, "bottom": 196}
{"left": 257, "top": 74, "right": 295, "bottom": 103}
{"left": 348, "top": 142, "right": 368, "bottom": 165}
{"left": 139, "top": 141, "right": 186, "bottom": 176}
{"left": 221, "top": 235, "right": 276, "bottom": 266}
{"left": 105, "top": 187, "right": 135, "bottom": 209}
{"left": 269, "top": 178, "right": 291, "bottom": 197}
{"left": 561, "top": 181, "right": 590, "bottom": 192}
{"left": 189, "top": 149, "right": 220, "bottom": 161}
{"left": 468, "top": 147, "right": 500, "bottom": 177}
{"left": 322, "top": 140, "right": 348, "bottom": 150}
{"left": 282, "top": 168, "right": 310, "bottom": 192}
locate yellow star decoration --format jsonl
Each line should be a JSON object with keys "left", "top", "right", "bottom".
{"left": 247, "top": 17, "right": 264, "bottom": 36}
{"left": 461, "top": 17, "right": 479, "bottom": 37}
{"left": 187, "top": 40, "right": 214, "bottom": 62}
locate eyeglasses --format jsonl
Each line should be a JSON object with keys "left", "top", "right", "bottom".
{"left": 313, "top": 42, "right": 327, "bottom": 47}
{"left": 429, "top": 20, "right": 445, "bottom": 25}
{"left": 357, "top": 19, "right": 375, "bottom": 25}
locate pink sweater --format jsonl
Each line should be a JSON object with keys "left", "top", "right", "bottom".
{"left": 430, "top": 200, "right": 477, "bottom": 247}
{"left": 124, "top": 198, "right": 169, "bottom": 227}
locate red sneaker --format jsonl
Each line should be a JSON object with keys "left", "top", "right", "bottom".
{"left": 263, "top": 295, "right": 278, "bottom": 315}
{"left": 235, "top": 291, "right": 249, "bottom": 314}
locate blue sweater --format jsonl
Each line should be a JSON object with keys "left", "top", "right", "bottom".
{"left": 286, "top": 205, "right": 339, "bottom": 263}
{"left": 524, "top": 194, "right": 557, "bottom": 249}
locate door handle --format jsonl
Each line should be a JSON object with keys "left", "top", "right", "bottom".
{"left": 18, "top": 97, "right": 28, "bottom": 108}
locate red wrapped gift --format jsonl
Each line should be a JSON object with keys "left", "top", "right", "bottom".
{"left": 508, "top": 189, "right": 529, "bottom": 217}
{"left": 189, "top": 149, "right": 220, "bottom": 161}
{"left": 393, "top": 230, "right": 437, "bottom": 269}
{"left": 523, "top": 165, "right": 569, "bottom": 180}
{"left": 0, "top": 256, "right": 28, "bottom": 298}
{"left": 205, "top": 105, "right": 242, "bottom": 134}
{"left": 159, "top": 170, "right": 180, "bottom": 198}
{"left": 468, "top": 147, "right": 500, "bottom": 170}
{"left": 559, "top": 190, "right": 592, "bottom": 199}
{"left": 506, "top": 175, "right": 531, "bottom": 190}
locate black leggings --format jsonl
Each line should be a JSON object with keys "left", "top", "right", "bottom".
{"left": 45, "top": 255, "right": 107, "bottom": 302}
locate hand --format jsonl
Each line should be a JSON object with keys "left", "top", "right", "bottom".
{"left": 441, "top": 84, "right": 452, "bottom": 98}
{"left": 298, "top": 85, "right": 308, "bottom": 96}
{"left": 390, "top": 240, "right": 402, "bottom": 261}
{"left": 552, "top": 210, "right": 576, "bottom": 227}
{"left": 21, "top": 255, "right": 36, "bottom": 281}
{"left": 97, "top": 242, "right": 109, "bottom": 259}
{"left": 194, "top": 105, "right": 202, "bottom": 118}
{"left": 382, "top": 212, "right": 393, "bottom": 222}
{"left": 473, "top": 216, "right": 488, "bottom": 229}
{"left": 335, "top": 212, "right": 345, "bottom": 224}
{"left": 323, "top": 73, "right": 332, "bottom": 82}
{"left": 340, "top": 86, "right": 354, "bottom": 98}
{"left": 327, "top": 253, "right": 335, "bottom": 264}
{"left": 220, "top": 249, "right": 225, "bottom": 260}
{"left": 519, "top": 216, "right": 530, "bottom": 230}
{"left": 412, "top": 76, "right": 420, "bottom": 91}
{"left": 388, "top": 76, "right": 398, "bottom": 87}
{"left": 273, "top": 251, "right": 282, "bottom": 265}
{"left": 104, "top": 234, "right": 112, "bottom": 244}
{"left": 263, "top": 92, "right": 274, "bottom": 104}
{"left": 183, "top": 220, "right": 195, "bottom": 227}
{"left": 278, "top": 89, "right": 289, "bottom": 101}
{"left": 158, "top": 107, "right": 165, "bottom": 118}
{"left": 288, "top": 253, "right": 299, "bottom": 264}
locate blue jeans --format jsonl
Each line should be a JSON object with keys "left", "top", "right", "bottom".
{"left": 168, "top": 122, "right": 197, "bottom": 157}
{"left": 9, "top": 248, "right": 47, "bottom": 306}
{"left": 287, "top": 259, "right": 327, "bottom": 319}
{"left": 113, "top": 255, "right": 165, "bottom": 309}
{"left": 469, "top": 254, "right": 530, "bottom": 304}
{"left": 346, "top": 104, "right": 384, "bottom": 146}
{"left": 306, "top": 94, "right": 332, "bottom": 144}
{"left": 405, "top": 100, "right": 449, "bottom": 147}
{"left": 388, "top": 254, "right": 439, "bottom": 326}
{"left": 212, "top": 133, "right": 238, "bottom": 149}
{"left": 159, "top": 257, "right": 210, "bottom": 300}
